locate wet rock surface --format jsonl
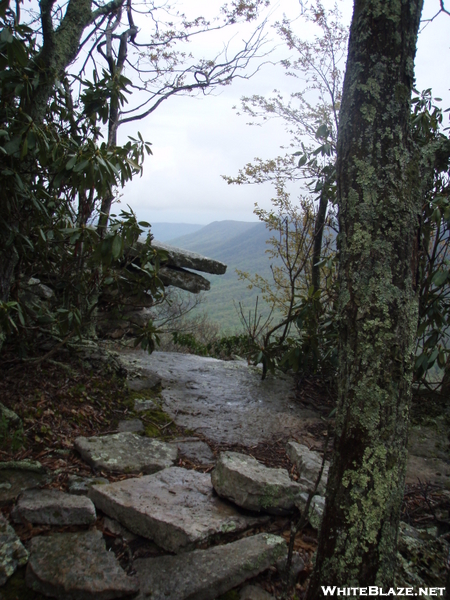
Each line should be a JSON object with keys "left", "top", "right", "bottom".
{"left": 11, "top": 488, "right": 96, "bottom": 526}
{"left": 212, "top": 452, "right": 300, "bottom": 514}
{"left": 26, "top": 529, "right": 139, "bottom": 599}
{"left": 74, "top": 432, "right": 178, "bottom": 474}
{"left": 133, "top": 533, "right": 286, "bottom": 600}
{"left": 89, "top": 467, "right": 267, "bottom": 552}
{"left": 120, "top": 351, "right": 321, "bottom": 445}
{"left": 0, "top": 513, "right": 28, "bottom": 586}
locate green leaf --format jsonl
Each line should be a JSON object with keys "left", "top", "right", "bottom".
{"left": 297, "top": 154, "right": 307, "bottom": 168}
{"left": 66, "top": 155, "right": 77, "bottom": 170}
{"left": 73, "top": 159, "right": 90, "bottom": 173}
{"left": 432, "top": 269, "right": 448, "bottom": 287}
{"left": 315, "top": 124, "right": 328, "bottom": 140}
{"left": 111, "top": 235, "right": 122, "bottom": 260}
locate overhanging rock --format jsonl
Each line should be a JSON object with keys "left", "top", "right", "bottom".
{"left": 152, "top": 241, "right": 227, "bottom": 275}
{"left": 158, "top": 266, "right": 211, "bottom": 293}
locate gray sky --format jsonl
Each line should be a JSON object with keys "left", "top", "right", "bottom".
{"left": 117, "top": 0, "right": 450, "bottom": 225}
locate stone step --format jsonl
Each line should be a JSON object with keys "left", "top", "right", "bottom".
{"left": 26, "top": 529, "right": 139, "bottom": 599}
{"left": 74, "top": 432, "right": 178, "bottom": 474}
{"left": 88, "top": 467, "right": 268, "bottom": 553}
{"left": 11, "top": 489, "right": 96, "bottom": 526}
{"left": 211, "top": 451, "right": 300, "bottom": 515}
{"left": 133, "top": 533, "right": 286, "bottom": 600}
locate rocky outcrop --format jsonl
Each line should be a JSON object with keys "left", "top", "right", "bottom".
{"left": 26, "top": 530, "right": 139, "bottom": 599}
{"left": 133, "top": 533, "right": 286, "bottom": 600}
{"left": 0, "top": 513, "right": 28, "bottom": 586}
{"left": 11, "top": 489, "right": 96, "bottom": 526}
{"left": 159, "top": 265, "right": 211, "bottom": 293}
{"left": 88, "top": 467, "right": 267, "bottom": 553}
{"left": 118, "top": 351, "right": 321, "bottom": 446}
{"left": 151, "top": 241, "right": 227, "bottom": 275}
{"left": 211, "top": 452, "right": 300, "bottom": 515}
{"left": 74, "top": 432, "right": 178, "bottom": 474}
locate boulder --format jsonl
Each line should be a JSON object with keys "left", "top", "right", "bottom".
{"left": 275, "top": 551, "right": 305, "bottom": 587}
{"left": 286, "top": 441, "right": 329, "bottom": 495}
{"left": 211, "top": 452, "right": 300, "bottom": 515}
{"left": 175, "top": 438, "right": 216, "bottom": 465}
{"left": 26, "top": 529, "right": 139, "bottom": 599}
{"left": 88, "top": 467, "right": 267, "bottom": 553}
{"left": 0, "top": 513, "right": 29, "bottom": 586}
{"left": 74, "top": 432, "right": 178, "bottom": 474}
{"left": 11, "top": 489, "right": 96, "bottom": 526}
{"left": 151, "top": 241, "right": 227, "bottom": 275}
{"left": 295, "top": 492, "right": 325, "bottom": 530}
{"left": 133, "top": 533, "right": 286, "bottom": 600}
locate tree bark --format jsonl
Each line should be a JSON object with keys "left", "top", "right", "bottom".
{"left": 311, "top": 187, "right": 329, "bottom": 293}
{"left": 306, "top": 0, "right": 423, "bottom": 594}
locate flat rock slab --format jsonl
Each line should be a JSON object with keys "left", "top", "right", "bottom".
{"left": 175, "top": 438, "right": 216, "bottom": 465}
{"left": 89, "top": 467, "right": 267, "bottom": 553}
{"left": 133, "top": 533, "right": 286, "bottom": 600}
{"left": 11, "top": 489, "right": 96, "bottom": 526}
{"left": 286, "top": 441, "right": 329, "bottom": 495}
{"left": 74, "top": 432, "right": 177, "bottom": 474}
{"left": 26, "top": 529, "right": 139, "bottom": 600}
{"left": 119, "top": 351, "right": 321, "bottom": 445}
{"left": 0, "top": 461, "right": 49, "bottom": 506}
{"left": 212, "top": 452, "right": 300, "bottom": 515}
{"left": 0, "top": 513, "right": 29, "bottom": 586}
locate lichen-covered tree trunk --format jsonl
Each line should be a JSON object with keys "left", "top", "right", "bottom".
{"left": 306, "top": 0, "right": 423, "bottom": 595}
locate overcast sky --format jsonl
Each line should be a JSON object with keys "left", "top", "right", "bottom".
{"left": 116, "top": 0, "right": 450, "bottom": 226}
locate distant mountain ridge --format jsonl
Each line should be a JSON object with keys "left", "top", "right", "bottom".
{"left": 150, "top": 222, "right": 204, "bottom": 242}
{"left": 165, "top": 220, "right": 277, "bottom": 330}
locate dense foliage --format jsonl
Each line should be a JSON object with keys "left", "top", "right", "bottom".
{"left": 0, "top": 7, "right": 163, "bottom": 353}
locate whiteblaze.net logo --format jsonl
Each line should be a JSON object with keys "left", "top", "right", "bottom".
{"left": 321, "top": 587, "right": 446, "bottom": 597}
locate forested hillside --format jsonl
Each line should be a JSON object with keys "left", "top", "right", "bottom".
{"left": 166, "top": 221, "right": 279, "bottom": 329}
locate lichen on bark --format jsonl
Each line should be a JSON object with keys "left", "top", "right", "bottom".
{"left": 306, "top": 0, "right": 424, "bottom": 595}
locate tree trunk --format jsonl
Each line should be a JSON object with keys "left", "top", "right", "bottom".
{"left": 306, "top": 0, "right": 423, "bottom": 594}
{"left": 311, "top": 187, "right": 328, "bottom": 293}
